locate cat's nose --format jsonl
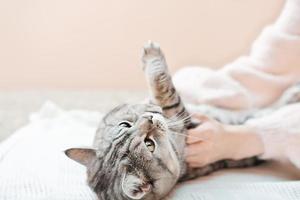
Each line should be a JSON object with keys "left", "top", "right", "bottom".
{"left": 142, "top": 114, "right": 154, "bottom": 123}
{"left": 139, "top": 114, "right": 154, "bottom": 132}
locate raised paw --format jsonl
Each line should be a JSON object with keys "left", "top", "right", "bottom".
{"left": 142, "top": 41, "right": 167, "bottom": 74}
{"left": 142, "top": 41, "right": 164, "bottom": 64}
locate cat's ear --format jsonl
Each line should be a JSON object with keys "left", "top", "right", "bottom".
{"left": 64, "top": 148, "right": 96, "bottom": 167}
{"left": 121, "top": 173, "right": 151, "bottom": 199}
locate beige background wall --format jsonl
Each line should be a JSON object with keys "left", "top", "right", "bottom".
{"left": 0, "top": 0, "right": 284, "bottom": 89}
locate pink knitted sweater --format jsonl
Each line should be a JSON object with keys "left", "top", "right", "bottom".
{"left": 174, "top": 0, "right": 300, "bottom": 168}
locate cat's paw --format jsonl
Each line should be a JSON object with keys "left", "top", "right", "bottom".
{"left": 142, "top": 41, "right": 166, "bottom": 70}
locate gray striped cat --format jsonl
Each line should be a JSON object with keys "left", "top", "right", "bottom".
{"left": 65, "top": 42, "right": 300, "bottom": 200}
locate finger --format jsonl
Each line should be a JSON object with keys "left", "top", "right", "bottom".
{"left": 185, "top": 153, "right": 208, "bottom": 167}
{"left": 185, "top": 142, "right": 207, "bottom": 156}
{"left": 188, "top": 161, "right": 207, "bottom": 168}
{"left": 185, "top": 153, "right": 200, "bottom": 163}
{"left": 186, "top": 129, "right": 205, "bottom": 144}
{"left": 190, "top": 113, "right": 210, "bottom": 122}
{"left": 186, "top": 125, "right": 212, "bottom": 144}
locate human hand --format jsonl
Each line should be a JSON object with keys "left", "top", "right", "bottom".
{"left": 185, "top": 114, "right": 232, "bottom": 168}
{"left": 185, "top": 114, "right": 264, "bottom": 168}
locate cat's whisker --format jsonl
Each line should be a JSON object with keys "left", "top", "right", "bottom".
{"left": 166, "top": 122, "right": 184, "bottom": 129}
{"left": 166, "top": 116, "right": 188, "bottom": 126}
{"left": 170, "top": 131, "right": 204, "bottom": 141}
{"left": 167, "top": 124, "right": 184, "bottom": 129}
{"left": 167, "top": 113, "right": 192, "bottom": 126}
{"left": 167, "top": 124, "right": 182, "bottom": 129}
{"left": 170, "top": 112, "right": 191, "bottom": 121}
{"left": 166, "top": 120, "right": 183, "bottom": 125}
{"left": 174, "top": 112, "right": 192, "bottom": 121}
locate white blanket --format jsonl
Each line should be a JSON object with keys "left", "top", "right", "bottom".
{"left": 0, "top": 102, "right": 299, "bottom": 200}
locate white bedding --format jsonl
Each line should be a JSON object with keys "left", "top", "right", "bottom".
{"left": 0, "top": 102, "right": 299, "bottom": 200}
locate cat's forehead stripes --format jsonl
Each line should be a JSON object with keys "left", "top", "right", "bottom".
{"left": 91, "top": 132, "right": 135, "bottom": 197}
{"left": 105, "top": 132, "right": 133, "bottom": 163}
{"left": 103, "top": 104, "right": 139, "bottom": 122}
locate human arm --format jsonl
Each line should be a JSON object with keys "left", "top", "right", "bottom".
{"left": 186, "top": 103, "right": 300, "bottom": 169}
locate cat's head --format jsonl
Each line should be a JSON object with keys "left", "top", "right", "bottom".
{"left": 65, "top": 103, "right": 184, "bottom": 200}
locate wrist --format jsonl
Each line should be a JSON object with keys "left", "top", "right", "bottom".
{"left": 223, "top": 124, "right": 264, "bottom": 160}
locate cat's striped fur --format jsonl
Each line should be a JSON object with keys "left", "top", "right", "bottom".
{"left": 65, "top": 42, "right": 300, "bottom": 200}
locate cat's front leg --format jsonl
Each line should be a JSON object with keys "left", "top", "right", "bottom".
{"left": 142, "top": 41, "right": 191, "bottom": 126}
{"left": 142, "top": 41, "right": 171, "bottom": 106}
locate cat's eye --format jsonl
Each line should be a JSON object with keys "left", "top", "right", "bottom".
{"left": 118, "top": 121, "right": 132, "bottom": 128}
{"left": 144, "top": 138, "right": 155, "bottom": 153}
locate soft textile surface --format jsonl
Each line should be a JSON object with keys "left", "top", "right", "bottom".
{"left": 0, "top": 102, "right": 299, "bottom": 200}
{"left": 174, "top": 0, "right": 300, "bottom": 110}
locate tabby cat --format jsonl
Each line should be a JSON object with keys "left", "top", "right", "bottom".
{"left": 65, "top": 42, "right": 300, "bottom": 200}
